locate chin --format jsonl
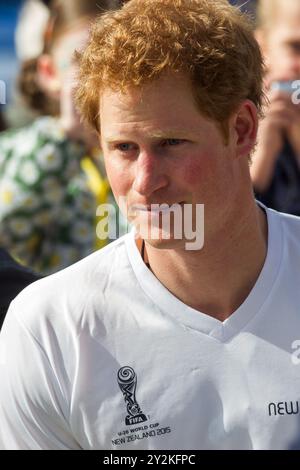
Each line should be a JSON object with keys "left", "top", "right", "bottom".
{"left": 139, "top": 227, "right": 186, "bottom": 250}
{"left": 145, "top": 238, "right": 184, "bottom": 250}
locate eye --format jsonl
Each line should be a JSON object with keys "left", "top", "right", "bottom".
{"left": 163, "top": 139, "right": 185, "bottom": 146}
{"left": 116, "top": 143, "right": 135, "bottom": 152}
{"left": 289, "top": 43, "right": 300, "bottom": 54}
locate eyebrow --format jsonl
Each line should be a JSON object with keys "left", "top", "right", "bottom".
{"left": 103, "top": 130, "right": 189, "bottom": 143}
{"left": 285, "top": 39, "right": 300, "bottom": 46}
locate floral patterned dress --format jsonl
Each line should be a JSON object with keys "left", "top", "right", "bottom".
{"left": 0, "top": 117, "right": 99, "bottom": 274}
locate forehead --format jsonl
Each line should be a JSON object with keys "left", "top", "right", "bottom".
{"left": 99, "top": 73, "right": 210, "bottom": 135}
{"left": 101, "top": 73, "right": 194, "bottom": 109}
{"left": 270, "top": 0, "right": 300, "bottom": 35}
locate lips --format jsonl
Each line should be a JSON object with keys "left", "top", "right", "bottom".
{"left": 131, "top": 202, "right": 185, "bottom": 213}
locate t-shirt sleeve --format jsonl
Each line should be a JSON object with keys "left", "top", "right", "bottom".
{"left": 0, "top": 302, "right": 81, "bottom": 450}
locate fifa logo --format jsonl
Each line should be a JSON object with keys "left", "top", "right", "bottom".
{"left": 117, "top": 366, "right": 147, "bottom": 426}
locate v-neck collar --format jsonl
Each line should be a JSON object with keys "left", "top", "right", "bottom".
{"left": 125, "top": 205, "right": 283, "bottom": 342}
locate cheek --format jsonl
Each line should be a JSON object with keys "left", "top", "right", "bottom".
{"left": 279, "top": 55, "right": 294, "bottom": 70}
{"left": 105, "top": 159, "right": 132, "bottom": 197}
{"left": 180, "top": 152, "right": 214, "bottom": 187}
{"left": 269, "top": 47, "right": 292, "bottom": 72}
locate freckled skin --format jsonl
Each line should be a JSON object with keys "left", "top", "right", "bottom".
{"left": 100, "top": 73, "right": 251, "bottom": 248}
{"left": 98, "top": 73, "right": 267, "bottom": 320}
{"left": 181, "top": 152, "right": 214, "bottom": 189}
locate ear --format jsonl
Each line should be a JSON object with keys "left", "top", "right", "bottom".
{"left": 37, "top": 54, "right": 61, "bottom": 99}
{"left": 232, "top": 100, "right": 258, "bottom": 159}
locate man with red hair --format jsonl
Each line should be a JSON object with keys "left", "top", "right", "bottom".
{"left": 1, "top": 0, "right": 300, "bottom": 450}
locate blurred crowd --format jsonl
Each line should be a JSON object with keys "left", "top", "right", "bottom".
{"left": 0, "top": 0, "right": 124, "bottom": 278}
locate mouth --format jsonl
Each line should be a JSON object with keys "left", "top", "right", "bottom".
{"left": 131, "top": 202, "right": 185, "bottom": 214}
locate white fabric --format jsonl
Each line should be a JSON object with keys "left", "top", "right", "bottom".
{"left": 1, "top": 206, "right": 300, "bottom": 450}
{"left": 15, "top": 1, "right": 50, "bottom": 61}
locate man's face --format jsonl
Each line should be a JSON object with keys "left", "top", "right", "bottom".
{"left": 100, "top": 73, "right": 241, "bottom": 249}
{"left": 264, "top": 4, "right": 300, "bottom": 81}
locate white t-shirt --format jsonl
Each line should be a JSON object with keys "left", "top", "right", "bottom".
{"left": 1, "top": 206, "right": 300, "bottom": 450}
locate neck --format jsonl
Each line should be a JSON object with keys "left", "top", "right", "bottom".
{"left": 141, "top": 198, "right": 268, "bottom": 322}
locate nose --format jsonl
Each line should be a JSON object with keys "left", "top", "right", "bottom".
{"left": 287, "top": 53, "right": 300, "bottom": 78}
{"left": 132, "top": 150, "right": 168, "bottom": 196}
{"left": 291, "top": 59, "right": 300, "bottom": 77}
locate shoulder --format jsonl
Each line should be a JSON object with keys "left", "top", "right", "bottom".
{"left": 267, "top": 207, "right": 300, "bottom": 260}
{"left": 0, "top": 249, "right": 40, "bottom": 328}
{"left": 0, "top": 118, "right": 48, "bottom": 151}
{"left": 8, "top": 234, "right": 131, "bottom": 333}
{"left": 0, "top": 118, "right": 60, "bottom": 171}
{"left": 271, "top": 207, "right": 300, "bottom": 235}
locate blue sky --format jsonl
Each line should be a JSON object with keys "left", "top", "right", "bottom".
{"left": 0, "top": 0, "right": 22, "bottom": 103}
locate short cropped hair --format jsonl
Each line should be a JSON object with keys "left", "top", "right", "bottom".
{"left": 76, "top": 0, "right": 265, "bottom": 135}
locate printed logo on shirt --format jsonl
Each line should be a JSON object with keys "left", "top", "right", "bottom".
{"left": 268, "top": 400, "right": 300, "bottom": 416}
{"left": 117, "top": 366, "right": 148, "bottom": 426}
{"left": 111, "top": 366, "right": 172, "bottom": 446}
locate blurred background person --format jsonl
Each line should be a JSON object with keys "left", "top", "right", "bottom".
{"left": 0, "top": 247, "right": 41, "bottom": 330}
{"left": 0, "top": 0, "right": 122, "bottom": 275}
{"left": 13, "top": 0, "right": 55, "bottom": 124}
{"left": 0, "top": 111, "right": 7, "bottom": 132}
{"left": 252, "top": 0, "right": 300, "bottom": 215}
{"left": 15, "top": 0, "right": 51, "bottom": 63}
{"left": 0, "top": 0, "right": 51, "bottom": 128}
